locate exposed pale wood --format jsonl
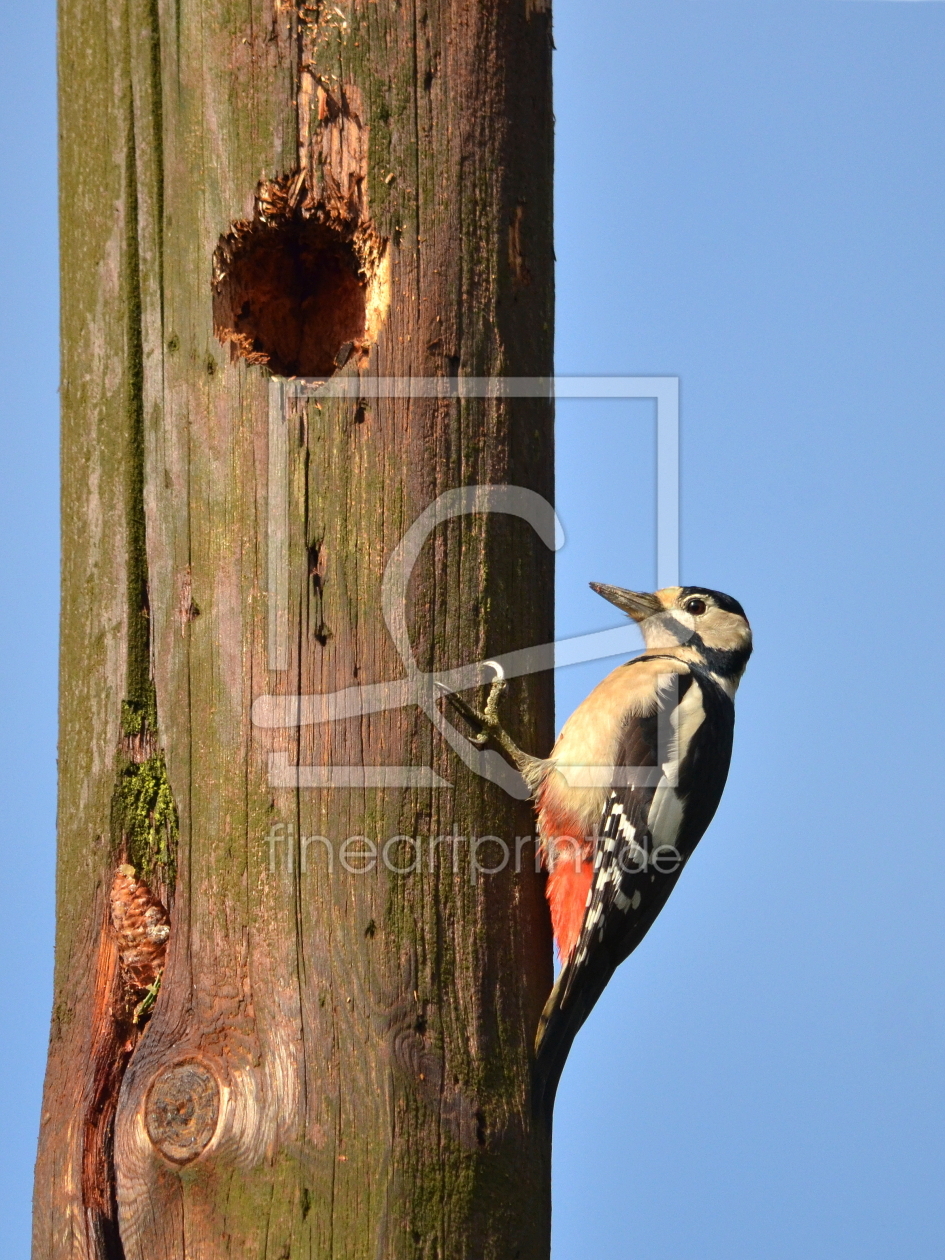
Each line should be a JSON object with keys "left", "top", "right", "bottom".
{"left": 36, "top": 0, "right": 555, "bottom": 1256}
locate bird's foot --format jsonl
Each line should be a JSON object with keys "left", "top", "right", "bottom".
{"left": 436, "top": 664, "right": 532, "bottom": 773}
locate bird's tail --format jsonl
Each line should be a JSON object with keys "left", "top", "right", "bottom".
{"left": 532, "top": 954, "right": 614, "bottom": 1123}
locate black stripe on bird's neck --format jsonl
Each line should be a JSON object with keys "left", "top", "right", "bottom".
{"left": 686, "top": 633, "right": 752, "bottom": 681}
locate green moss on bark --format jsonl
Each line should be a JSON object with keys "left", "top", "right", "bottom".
{"left": 114, "top": 753, "right": 179, "bottom": 888}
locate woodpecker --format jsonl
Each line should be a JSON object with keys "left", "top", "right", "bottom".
{"left": 444, "top": 583, "right": 751, "bottom": 1114}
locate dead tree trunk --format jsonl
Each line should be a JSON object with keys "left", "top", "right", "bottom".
{"left": 34, "top": 0, "right": 555, "bottom": 1256}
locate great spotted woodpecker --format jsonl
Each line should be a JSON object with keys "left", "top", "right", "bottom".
{"left": 444, "top": 583, "right": 751, "bottom": 1113}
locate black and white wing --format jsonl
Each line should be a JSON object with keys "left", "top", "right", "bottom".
{"left": 534, "top": 664, "right": 734, "bottom": 1116}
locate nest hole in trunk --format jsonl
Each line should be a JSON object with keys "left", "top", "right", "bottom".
{"left": 213, "top": 211, "right": 369, "bottom": 378}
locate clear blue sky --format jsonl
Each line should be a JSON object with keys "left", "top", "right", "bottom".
{"left": 3, "top": 2, "right": 945, "bottom": 1256}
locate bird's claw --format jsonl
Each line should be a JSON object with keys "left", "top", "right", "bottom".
{"left": 434, "top": 667, "right": 535, "bottom": 779}
{"left": 435, "top": 674, "right": 507, "bottom": 743}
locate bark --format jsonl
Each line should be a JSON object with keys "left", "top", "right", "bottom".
{"left": 34, "top": 0, "right": 555, "bottom": 1256}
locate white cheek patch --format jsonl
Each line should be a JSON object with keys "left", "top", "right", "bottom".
{"left": 642, "top": 611, "right": 695, "bottom": 648}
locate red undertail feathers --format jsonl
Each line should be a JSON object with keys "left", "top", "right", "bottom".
{"left": 537, "top": 798, "right": 594, "bottom": 963}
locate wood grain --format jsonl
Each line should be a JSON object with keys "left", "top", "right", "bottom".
{"left": 36, "top": 0, "right": 555, "bottom": 1255}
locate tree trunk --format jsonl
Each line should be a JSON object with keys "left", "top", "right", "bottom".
{"left": 34, "top": 0, "right": 555, "bottom": 1255}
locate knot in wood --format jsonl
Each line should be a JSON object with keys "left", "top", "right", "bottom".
{"left": 145, "top": 1062, "right": 219, "bottom": 1163}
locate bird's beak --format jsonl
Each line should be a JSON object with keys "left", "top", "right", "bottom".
{"left": 590, "top": 583, "right": 663, "bottom": 623}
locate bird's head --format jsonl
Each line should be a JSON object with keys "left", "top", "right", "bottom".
{"left": 590, "top": 583, "right": 752, "bottom": 681}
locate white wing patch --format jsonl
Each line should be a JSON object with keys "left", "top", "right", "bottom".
{"left": 646, "top": 677, "right": 705, "bottom": 848}
{"left": 663, "top": 675, "right": 706, "bottom": 780}
{"left": 709, "top": 670, "right": 738, "bottom": 699}
{"left": 646, "top": 785, "right": 684, "bottom": 850}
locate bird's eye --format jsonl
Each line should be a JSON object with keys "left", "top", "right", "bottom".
{"left": 684, "top": 597, "right": 707, "bottom": 615}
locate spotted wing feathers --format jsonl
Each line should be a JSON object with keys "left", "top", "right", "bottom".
{"left": 559, "top": 793, "right": 649, "bottom": 1004}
